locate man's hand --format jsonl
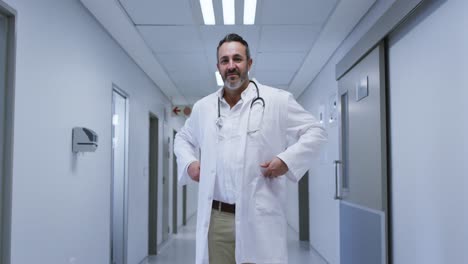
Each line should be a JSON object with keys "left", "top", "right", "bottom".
{"left": 187, "top": 161, "right": 200, "bottom": 182}
{"left": 260, "top": 157, "right": 289, "bottom": 178}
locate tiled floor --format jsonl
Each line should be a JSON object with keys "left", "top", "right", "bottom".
{"left": 143, "top": 216, "right": 327, "bottom": 264}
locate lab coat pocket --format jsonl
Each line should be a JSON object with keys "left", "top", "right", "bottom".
{"left": 251, "top": 177, "right": 283, "bottom": 216}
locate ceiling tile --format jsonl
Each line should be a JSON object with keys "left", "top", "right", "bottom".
{"left": 175, "top": 79, "right": 217, "bottom": 98}
{"left": 137, "top": 26, "right": 204, "bottom": 53}
{"left": 157, "top": 52, "right": 209, "bottom": 73}
{"left": 259, "top": 0, "right": 339, "bottom": 25}
{"left": 168, "top": 69, "right": 211, "bottom": 82}
{"left": 258, "top": 25, "right": 321, "bottom": 52}
{"left": 119, "top": 0, "right": 195, "bottom": 25}
{"left": 255, "top": 52, "right": 305, "bottom": 71}
{"left": 254, "top": 71, "right": 296, "bottom": 86}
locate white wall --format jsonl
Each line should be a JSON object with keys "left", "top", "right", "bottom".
{"left": 388, "top": 0, "right": 467, "bottom": 263}
{"left": 5, "top": 0, "right": 184, "bottom": 263}
{"left": 297, "top": 0, "right": 396, "bottom": 263}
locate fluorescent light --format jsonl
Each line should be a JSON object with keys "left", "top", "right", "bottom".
{"left": 222, "top": 0, "right": 235, "bottom": 25}
{"left": 200, "top": 0, "right": 215, "bottom": 25}
{"left": 215, "top": 71, "right": 223, "bottom": 86}
{"left": 243, "top": 0, "right": 257, "bottom": 25}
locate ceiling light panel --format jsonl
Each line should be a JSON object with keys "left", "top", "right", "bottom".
{"left": 200, "top": 0, "right": 216, "bottom": 25}
{"left": 244, "top": 0, "right": 257, "bottom": 25}
{"left": 222, "top": 0, "right": 235, "bottom": 25}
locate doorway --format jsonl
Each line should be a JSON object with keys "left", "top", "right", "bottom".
{"left": 148, "top": 115, "right": 171, "bottom": 252}
{"left": 111, "top": 88, "right": 129, "bottom": 264}
{"left": 172, "top": 130, "right": 178, "bottom": 234}
{"left": 182, "top": 185, "right": 187, "bottom": 226}
{"left": 148, "top": 114, "right": 158, "bottom": 255}
{"left": 0, "top": 4, "right": 15, "bottom": 263}
{"left": 298, "top": 172, "right": 310, "bottom": 241}
{"left": 337, "top": 43, "right": 388, "bottom": 264}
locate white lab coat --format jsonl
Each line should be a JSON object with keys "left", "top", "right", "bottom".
{"left": 174, "top": 81, "right": 327, "bottom": 264}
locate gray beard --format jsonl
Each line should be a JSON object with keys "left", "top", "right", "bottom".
{"left": 224, "top": 79, "right": 242, "bottom": 90}
{"left": 223, "top": 74, "right": 249, "bottom": 91}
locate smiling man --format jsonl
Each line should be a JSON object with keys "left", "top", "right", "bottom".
{"left": 174, "top": 33, "right": 327, "bottom": 264}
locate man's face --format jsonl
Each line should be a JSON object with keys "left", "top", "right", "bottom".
{"left": 217, "top": 41, "right": 252, "bottom": 91}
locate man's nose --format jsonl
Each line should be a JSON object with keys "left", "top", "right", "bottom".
{"left": 227, "top": 60, "right": 235, "bottom": 69}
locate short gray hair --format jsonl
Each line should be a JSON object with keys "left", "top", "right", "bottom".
{"left": 216, "top": 33, "right": 251, "bottom": 61}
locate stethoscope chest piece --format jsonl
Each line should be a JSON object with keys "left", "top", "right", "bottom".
{"left": 216, "top": 117, "right": 223, "bottom": 128}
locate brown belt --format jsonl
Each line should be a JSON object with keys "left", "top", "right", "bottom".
{"left": 212, "top": 200, "right": 235, "bottom": 214}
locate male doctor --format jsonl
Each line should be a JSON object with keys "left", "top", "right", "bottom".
{"left": 174, "top": 33, "right": 327, "bottom": 264}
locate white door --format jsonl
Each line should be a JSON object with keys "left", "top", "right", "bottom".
{"left": 337, "top": 43, "right": 388, "bottom": 264}
{"left": 111, "top": 89, "right": 128, "bottom": 264}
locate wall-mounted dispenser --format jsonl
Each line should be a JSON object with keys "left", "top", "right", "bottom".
{"left": 72, "top": 127, "right": 98, "bottom": 153}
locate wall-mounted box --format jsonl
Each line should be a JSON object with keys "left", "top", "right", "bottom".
{"left": 72, "top": 127, "right": 98, "bottom": 153}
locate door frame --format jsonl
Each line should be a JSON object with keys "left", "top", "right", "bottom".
{"left": 110, "top": 86, "right": 130, "bottom": 264}
{"left": 0, "top": 2, "right": 16, "bottom": 263}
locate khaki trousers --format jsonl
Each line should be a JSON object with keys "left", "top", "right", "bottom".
{"left": 208, "top": 209, "right": 255, "bottom": 264}
{"left": 208, "top": 210, "right": 236, "bottom": 264}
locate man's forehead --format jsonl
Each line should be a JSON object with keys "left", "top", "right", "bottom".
{"left": 218, "top": 42, "right": 246, "bottom": 57}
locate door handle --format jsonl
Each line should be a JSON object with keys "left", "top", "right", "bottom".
{"left": 334, "top": 160, "right": 342, "bottom": 200}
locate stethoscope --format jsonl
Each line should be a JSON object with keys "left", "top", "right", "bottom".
{"left": 216, "top": 80, "right": 265, "bottom": 129}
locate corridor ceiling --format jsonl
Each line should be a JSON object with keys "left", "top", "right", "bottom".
{"left": 80, "top": 0, "right": 376, "bottom": 105}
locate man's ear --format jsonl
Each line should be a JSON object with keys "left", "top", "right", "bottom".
{"left": 248, "top": 58, "right": 253, "bottom": 70}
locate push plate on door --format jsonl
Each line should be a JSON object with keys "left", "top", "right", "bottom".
{"left": 355, "top": 76, "right": 369, "bottom": 102}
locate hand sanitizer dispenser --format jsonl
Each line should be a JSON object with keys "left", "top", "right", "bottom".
{"left": 72, "top": 127, "right": 98, "bottom": 153}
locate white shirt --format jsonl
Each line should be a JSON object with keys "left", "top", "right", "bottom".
{"left": 214, "top": 84, "right": 256, "bottom": 204}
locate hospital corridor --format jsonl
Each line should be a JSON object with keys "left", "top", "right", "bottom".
{"left": 0, "top": 0, "right": 466, "bottom": 264}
